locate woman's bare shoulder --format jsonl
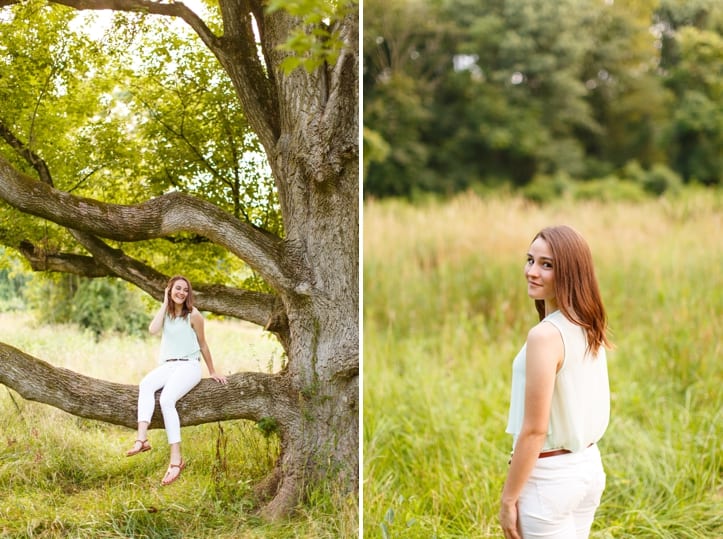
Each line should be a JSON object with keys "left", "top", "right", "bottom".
{"left": 527, "top": 320, "right": 562, "bottom": 345}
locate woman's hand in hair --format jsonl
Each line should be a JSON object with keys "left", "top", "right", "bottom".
{"left": 163, "top": 284, "right": 172, "bottom": 305}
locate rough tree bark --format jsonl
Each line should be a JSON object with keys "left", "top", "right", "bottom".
{"left": 0, "top": 0, "right": 358, "bottom": 521}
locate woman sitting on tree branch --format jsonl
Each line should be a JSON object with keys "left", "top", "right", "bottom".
{"left": 126, "top": 275, "right": 228, "bottom": 485}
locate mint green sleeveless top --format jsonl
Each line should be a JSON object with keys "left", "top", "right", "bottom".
{"left": 505, "top": 310, "right": 610, "bottom": 452}
{"left": 158, "top": 314, "right": 201, "bottom": 362}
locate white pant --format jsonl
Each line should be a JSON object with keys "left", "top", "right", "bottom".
{"left": 517, "top": 444, "right": 606, "bottom": 539}
{"left": 137, "top": 360, "right": 202, "bottom": 444}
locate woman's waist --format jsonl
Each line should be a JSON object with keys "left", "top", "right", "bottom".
{"left": 159, "top": 349, "right": 201, "bottom": 362}
{"left": 159, "top": 342, "right": 200, "bottom": 359}
{"left": 539, "top": 442, "right": 595, "bottom": 458}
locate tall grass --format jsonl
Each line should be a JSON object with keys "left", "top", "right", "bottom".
{"left": 363, "top": 190, "right": 722, "bottom": 538}
{"left": 0, "top": 314, "right": 357, "bottom": 538}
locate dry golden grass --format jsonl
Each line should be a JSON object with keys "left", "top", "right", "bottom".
{"left": 364, "top": 190, "right": 722, "bottom": 267}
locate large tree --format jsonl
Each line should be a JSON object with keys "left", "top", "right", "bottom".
{"left": 0, "top": 0, "right": 358, "bottom": 521}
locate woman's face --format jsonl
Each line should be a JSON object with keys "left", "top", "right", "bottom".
{"left": 525, "top": 237, "right": 556, "bottom": 305}
{"left": 169, "top": 279, "right": 190, "bottom": 305}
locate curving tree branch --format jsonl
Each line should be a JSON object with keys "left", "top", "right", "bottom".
{"left": 0, "top": 341, "right": 297, "bottom": 429}
{"left": 69, "top": 230, "right": 284, "bottom": 328}
{"left": 16, "top": 237, "right": 286, "bottom": 333}
{"left": 18, "top": 240, "right": 111, "bottom": 277}
{"left": 0, "top": 0, "right": 216, "bottom": 51}
{"left": 55, "top": 0, "right": 220, "bottom": 53}
{"left": 1, "top": 118, "right": 288, "bottom": 333}
{"left": 0, "top": 156, "right": 311, "bottom": 294}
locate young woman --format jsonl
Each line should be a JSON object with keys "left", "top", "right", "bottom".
{"left": 500, "top": 226, "right": 611, "bottom": 539}
{"left": 125, "top": 275, "right": 228, "bottom": 485}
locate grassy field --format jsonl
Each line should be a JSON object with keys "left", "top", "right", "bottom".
{"left": 363, "top": 190, "right": 722, "bottom": 538}
{"left": 0, "top": 314, "right": 357, "bottom": 538}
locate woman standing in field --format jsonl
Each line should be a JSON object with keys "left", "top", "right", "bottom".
{"left": 125, "top": 275, "right": 228, "bottom": 485}
{"left": 500, "top": 226, "right": 611, "bottom": 539}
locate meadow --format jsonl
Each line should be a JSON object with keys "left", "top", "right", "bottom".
{"left": 363, "top": 190, "right": 722, "bottom": 538}
{"left": 0, "top": 314, "right": 357, "bottom": 538}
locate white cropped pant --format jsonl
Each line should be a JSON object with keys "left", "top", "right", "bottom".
{"left": 517, "top": 444, "right": 606, "bottom": 539}
{"left": 137, "top": 360, "right": 202, "bottom": 444}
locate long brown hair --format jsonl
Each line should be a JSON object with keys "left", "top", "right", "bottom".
{"left": 166, "top": 275, "right": 194, "bottom": 319}
{"left": 532, "top": 226, "right": 611, "bottom": 352}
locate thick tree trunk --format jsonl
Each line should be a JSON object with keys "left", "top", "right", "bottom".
{"left": 258, "top": 204, "right": 359, "bottom": 519}
{"left": 242, "top": 4, "right": 359, "bottom": 518}
{"left": 258, "top": 296, "right": 358, "bottom": 519}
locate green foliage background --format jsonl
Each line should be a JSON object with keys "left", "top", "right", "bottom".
{"left": 363, "top": 0, "right": 723, "bottom": 198}
{"left": 26, "top": 274, "right": 149, "bottom": 337}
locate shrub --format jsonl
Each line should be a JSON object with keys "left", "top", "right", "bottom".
{"left": 572, "top": 177, "right": 647, "bottom": 202}
{"left": 521, "top": 172, "right": 572, "bottom": 203}
{"left": 27, "top": 274, "right": 147, "bottom": 337}
{"left": 620, "top": 160, "right": 647, "bottom": 184}
{"left": 71, "top": 278, "right": 147, "bottom": 337}
{"left": 642, "top": 163, "right": 683, "bottom": 196}
{"left": 0, "top": 253, "right": 28, "bottom": 312}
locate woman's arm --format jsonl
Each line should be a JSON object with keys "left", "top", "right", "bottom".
{"left": 499, "top": 322, "right": 563, "bottom": 539}
{"left": 190, "top": 308, "right": 228, "bottom": 384}
{"left": 148, "top": 286, "right": 169, "bottom": 335}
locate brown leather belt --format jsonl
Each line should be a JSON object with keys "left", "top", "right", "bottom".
{"left": 539, "top": 448, "right": 572, "bottom": 458}
{"left": 539, "top": 443, "right": 594, "bottom": 459}
{"left": 508, "top": 443, "right": 594, "bottom": 464}
{"left": 165, "top": 358, "right": 198, "bottom": 362}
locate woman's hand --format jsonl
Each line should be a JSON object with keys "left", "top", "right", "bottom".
{"left": 149, "top": 285, "right": 171, "bottom": 334}
{"left": 210, "top": 372, "right": 228, "bottom": 385}
{"left": 499, "top": 500, "right": 521, "bottom": 539}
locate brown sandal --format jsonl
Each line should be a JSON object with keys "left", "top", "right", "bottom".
{"left": 161, "top": 460, "right": 186, "bottom": 486}
{"left": 125, "top": 439, "right": 152, "bottom": 457}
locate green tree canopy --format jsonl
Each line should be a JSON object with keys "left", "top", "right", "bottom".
{"left": 363, "top": 0, "right": 722, "bottom": 197}
{"left": 0, "top": 4, "right": 276, "bottom": 287}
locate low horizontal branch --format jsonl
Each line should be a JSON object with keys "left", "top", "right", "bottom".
{"left": 0, "top": 342, "right": 293, "bottom": 430}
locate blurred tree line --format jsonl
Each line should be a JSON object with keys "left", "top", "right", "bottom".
{"left": 363, "top": 0, "right": 722, "bottom": 198}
